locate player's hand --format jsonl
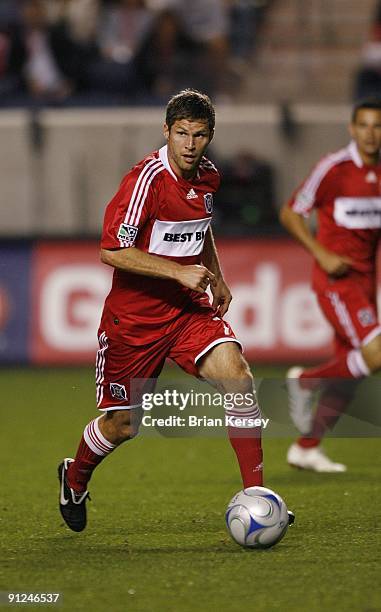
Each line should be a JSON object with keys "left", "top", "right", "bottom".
{"left": 175, "top": 264, "right": 216, "bottom": 292}
{"left": 211, "top": 277, "right": 232, "bottom": 317}
{"left": 316, "top": 249, "right": 353, "bottom": 277}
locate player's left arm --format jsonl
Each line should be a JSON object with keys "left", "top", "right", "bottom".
{"left": 202, "top": 227, "right": 232, "bottom": 316}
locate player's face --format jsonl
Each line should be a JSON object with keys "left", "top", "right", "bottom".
{"left": 164, "top": 119, "right": 214, "bottom": 179}
{"left": 350, "top": 109, "right": 381, "bottom": 164}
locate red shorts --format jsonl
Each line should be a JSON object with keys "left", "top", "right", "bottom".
{"left": 95, "top": 305, "right": 240, "bottom": 411}
{"left": 317, "top": 276, "right": 381, "bottom": 355}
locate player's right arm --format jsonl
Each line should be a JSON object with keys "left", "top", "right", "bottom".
{"left": 279, "top": 155, "right": 352, "bottom": 277}
{"left": 100, "top": 247, "right": 215, "bottom": 293}
{"left": 101, "top": 161, "right": 215, "bottom": 292}
{"left": 279, "top": 206, "right": 352, "bottom": 277}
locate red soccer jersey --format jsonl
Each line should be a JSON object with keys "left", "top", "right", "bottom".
{"left": 100, "top": 145, "right": 220, "bottom": 344}
{"left": 288, "top": 141, "right": 381, "bottom": 291}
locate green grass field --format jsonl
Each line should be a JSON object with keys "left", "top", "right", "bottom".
{"left": 1, "top": 367, "right": 381, "bottom": 612}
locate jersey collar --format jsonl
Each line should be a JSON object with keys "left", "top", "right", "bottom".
{"left": 159, "top": 145, "right": 178, "bottom": 181}
{"left": 159, "top": 145, "right": 201, "bottom": 183}
{"left": 348, "top": 141, "right": 363, "bottom": 168}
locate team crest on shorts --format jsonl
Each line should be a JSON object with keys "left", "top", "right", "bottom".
{"left": 117, "top": 223, "right": 138, "bottom": 245}
{"left": 204, "top": 193, "right": 213, "bottom": 214}
{"left": 110, "top": 383, "right": 128, "bottom": 401}
{"left": 357, "top": 307, "right": 376, "bottom": 327}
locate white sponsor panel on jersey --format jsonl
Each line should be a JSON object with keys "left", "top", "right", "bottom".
{"left": 333, "top": 197, "right": 381, "bottom": 229}
{"left": 148, "top": 218, "right": 211, "bottom": 256}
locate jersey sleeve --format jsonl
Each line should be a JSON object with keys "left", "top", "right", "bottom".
{"left": 101, "top": 162, "right": 159, "bottom": 249}
{"left": 288, "top": 158, "right": 337, "bottom": 217}
{"left": 200, "top": 156, "right": 221, "bottom": 191}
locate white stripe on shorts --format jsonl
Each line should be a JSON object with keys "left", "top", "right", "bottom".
{"left": 326, "top": 291, "right": 360, "bottom": 348}
{"left": 96, "top": 332, "right": 108, "bottom": 407}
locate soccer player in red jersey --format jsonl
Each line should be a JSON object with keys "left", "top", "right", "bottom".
{"left": 280, "top": 99, "right": 381, "bottom": 472}
{"left": 58, "top": 89, "right": 276, "bottom": 532}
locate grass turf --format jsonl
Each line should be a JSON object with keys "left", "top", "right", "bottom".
{"left": 1, "top": 367, "right": 380, "bottom": 611}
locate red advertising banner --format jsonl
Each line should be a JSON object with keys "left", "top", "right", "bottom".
{"left": 218, "top": 239, "right": 333, "bottom": 362}
{"left": 29, "top": 239, "right": 381, "bottom": 364}
{"left": 31, "top": 242, "right": 112, "bottom": 364}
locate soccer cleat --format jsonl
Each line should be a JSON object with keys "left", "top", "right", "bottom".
{"left": 287, "top": 510, "right": 295, "bottom": 525}
{"left": 286, "top": 366, "right": 315, "bottom": 435}
{"left": 58, "top": 458, "right": 90, "bottom": 532}
{"left": 287, "top": 443, "right": 347, "bottom": 473}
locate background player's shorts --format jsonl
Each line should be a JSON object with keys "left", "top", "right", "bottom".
{"left": 317, "top": 275, "right": 381, "bottom": 354}
{"left": 95, "top": 306, "right": 241, "bottom": 411}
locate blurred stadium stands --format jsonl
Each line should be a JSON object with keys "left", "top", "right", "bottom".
{"left": 0, "top": 0, "right": 377, "bottom": 108}
{"left": 240, "top": 0, "right": 376, "bottom": 103}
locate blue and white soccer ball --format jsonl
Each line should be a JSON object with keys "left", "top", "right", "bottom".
{"left": 226, "top": 486, "right": 289, "bottom": 549}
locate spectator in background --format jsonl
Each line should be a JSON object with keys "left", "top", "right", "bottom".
{"left": 81, "top": 0, "right": 154, "bottom": 101}
{"left": 0, "top": 2, "right": 26, "bottom": 104}
{"left": 228, "top": 0, "right": 268, "bottom": 61}
{"left": 138, "top": 0, "right": 231, "bottom": 99}
{"left": 0, "top": 0, "right": 89, "bottom": 106}
{"left": 48, "top": 0, "right": 104, "bottom": 101}
{"left": 173, "top": 0, "right": 231, "bottom": 97}
{"left": 354, "top": 1, "right": 381, "bottom": 100}
{"left": 133, "top": 8, "right": 193, "bottom": 101}
{"left": 0, "top": 0, "right": 145, "bottom": 106}
{"left": 99, "top": 0, "right": 153, "bottom": 64}
{"left": 50, "top": 0, "right": 142, "bottom": 104}
{"left": 1, "top": 0, "right": 269, "bottom": 106}
{"left": 21, "top": 0, "right": 73, "bottom": 103}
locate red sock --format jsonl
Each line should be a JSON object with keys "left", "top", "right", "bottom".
{"left": 300, "top": 349, "right": 368, "bottom": 390}
{"left": 298, "top": 380, "right": 360, "bottom": 448}
{"left": 228, "top": 428, "right": 263, "bottom": 487}
{"left": 297, "top": 436, "right": 320, "bottom": 448}
{"left": 67, "top": 417, "right": 115, "bottom": 492}
{"left": 300, "top": 357, "right": 351, "bottom": 390}
{"left": 226, "top": 403, "right": 263, "bottom": 487}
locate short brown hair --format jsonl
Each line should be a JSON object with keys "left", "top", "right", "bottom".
{"left": 166, "top": 89, "right": 215, "bottom": 132}
{"left": 352, "top": 98, "right": 381, "bottom": 122}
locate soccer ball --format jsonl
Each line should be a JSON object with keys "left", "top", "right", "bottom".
{"left": 226, "top": 486, "right": 289, "bottom": 549}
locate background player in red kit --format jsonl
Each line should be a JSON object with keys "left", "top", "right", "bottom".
{"left": 58, "top": 89, "right": 272, "bottom": 532}
{"left": 280, "top": 99, "right": 381, "bottom": 472}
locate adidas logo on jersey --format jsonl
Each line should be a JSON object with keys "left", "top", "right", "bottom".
{"left": 365, "top": 171, "right": 377, "bottom": 183}
{"left": 186, "top": 188, "right": 198, "bottom": 199}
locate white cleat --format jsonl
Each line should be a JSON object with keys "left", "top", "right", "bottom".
{"left": 287, "top": 443, "right": 347, "bottom": 473}
{"left": 286, "top": 366, "right": 315, "bottom": 435}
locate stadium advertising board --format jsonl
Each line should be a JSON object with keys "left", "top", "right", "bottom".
{"left": 29, "top": 239, "right": 336, "bottom": 364}
{"left": 30, "top": 242, "right": 112, "bottom": 364}
{"left": 217, "top": 239, "right": 333, "bottom": 362}
{"left": 0, "top": 243, "right": 31, "bottom": 363}
{"left": 3, "top": 238, "right": 378, "bottom": 365}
